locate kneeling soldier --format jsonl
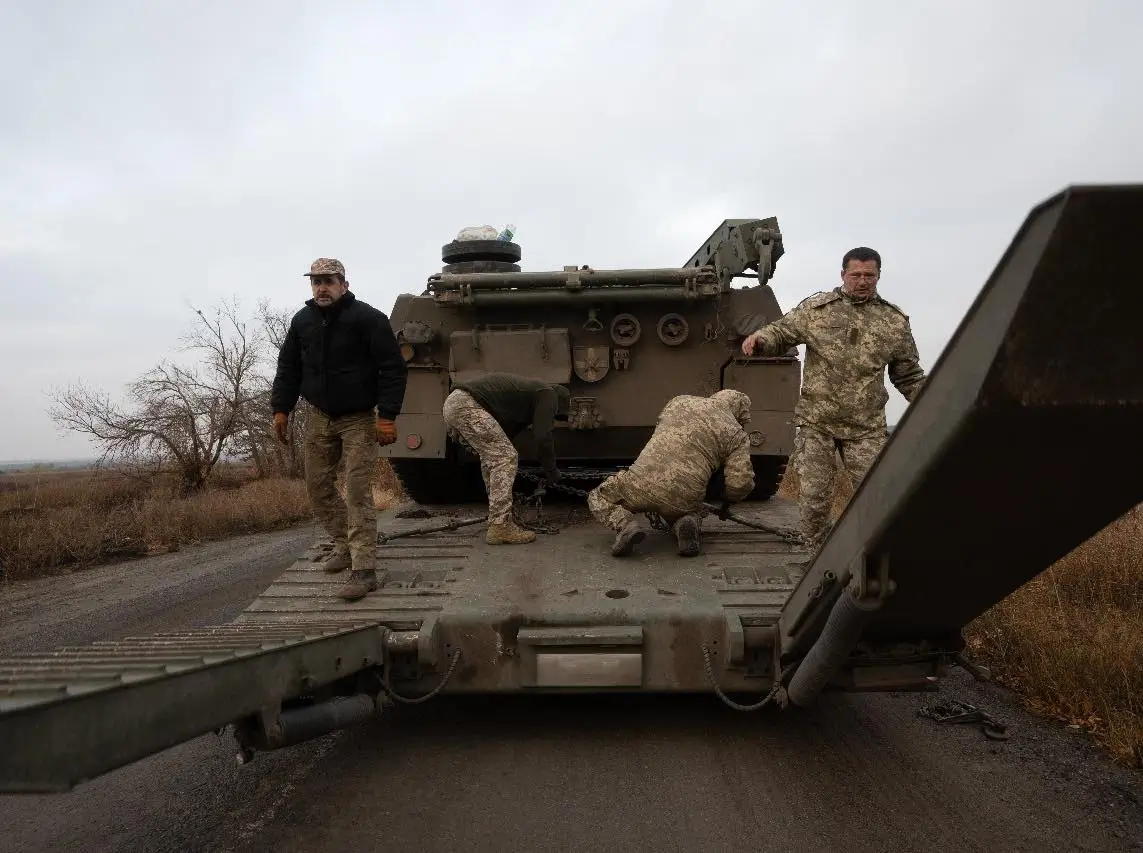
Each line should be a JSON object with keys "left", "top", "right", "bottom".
{"left": 588, "top": 390, "right": 755, "bottom": 557}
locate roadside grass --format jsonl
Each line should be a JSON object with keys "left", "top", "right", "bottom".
{"left": 776, "top": 462, "right": 1143, "bottom": 768}
{"left": 0, "top": 458, "right": 405, "bottom": 582}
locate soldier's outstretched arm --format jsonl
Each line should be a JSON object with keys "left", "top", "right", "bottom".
{"left": 270, "top": 319, "right": 303, "bottom": 416}
{"left": 888, "top": 321, "right": 927, "bottom": 402}
{"left": 532, "top": 389, "right": 562, "bottom": 483}
{"left": 741, "top": 309, "right": 806, "bottom": 357}
{"left": 722, "top": 433, "right": 756, "bottom": 502}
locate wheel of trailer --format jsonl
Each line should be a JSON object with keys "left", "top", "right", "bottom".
{"left": 389, "top": 458, "right": 487, "bottom": 505}
{"left": 441, "top": 240, "right": 522, "bottom": 264}
{"left": 440, "top": 260, "right": 521, "bottom": 274}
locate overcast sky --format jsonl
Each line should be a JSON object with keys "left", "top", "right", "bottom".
{"left": 2, "top": 0, "right": 1139, "bottom": 461}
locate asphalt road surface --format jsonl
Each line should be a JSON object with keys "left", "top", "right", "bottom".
{"left": 1, "top": 525, "right": 1140, "bottom": 853}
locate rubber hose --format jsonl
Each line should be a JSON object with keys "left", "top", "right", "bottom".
{"left": 786, "top": 584, "right": 883, "bottom": 707}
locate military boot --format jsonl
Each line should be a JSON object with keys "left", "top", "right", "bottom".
{"left": 322, "top": 546, "right": 352, "bottom": 574}
{"left": 674, "top": 515, "right": 701, "bottom": 557}
{"left": 610, "top": 519, "right": 646, "bottom": 557}
{"left": 486, "top": 519, "right": 537, "bottom": 545}
{"left": 336, "top": 569, "right": 378, "bottom": 602}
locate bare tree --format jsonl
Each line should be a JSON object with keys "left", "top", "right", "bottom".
{"left": 49, "top": 299, "right": 266, "bottom": 494}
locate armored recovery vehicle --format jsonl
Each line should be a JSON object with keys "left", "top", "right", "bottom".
{"left": 3, "top": 184, "right": 1143, "bottom": 794}
{"left": 382, "top": 218, "right": 798, "bottom": 503}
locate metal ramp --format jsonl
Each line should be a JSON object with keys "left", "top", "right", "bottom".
{"left": 0, "top": 621, "right": 386, "bottom": 793}
{"left": 778, "top": 183, "right": 1143, "bottom": 704}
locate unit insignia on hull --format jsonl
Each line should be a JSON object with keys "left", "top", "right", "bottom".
{"left": 573, "top": 345, "right": 611, "bottom": 383}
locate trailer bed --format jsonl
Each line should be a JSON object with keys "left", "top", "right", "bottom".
{"left": 236, "top": 500, "right": 808, "bottom": 693}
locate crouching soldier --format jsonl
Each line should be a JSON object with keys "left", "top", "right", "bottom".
{"left": 442, "top": 372, "right": 571, "bottom": 545}
{"left": 587, "top": 389, "right": 755, "bottom": 557}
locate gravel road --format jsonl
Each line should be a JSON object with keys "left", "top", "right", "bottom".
{"left": 1, "top": 525, "right": 1140, "bottom": 853}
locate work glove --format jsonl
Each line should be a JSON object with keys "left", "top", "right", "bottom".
{"left": 273, "top": 412, "right": 289, "bottom": 445}
{"left": 375, "top": 417, "right": 397, "bottom": 446}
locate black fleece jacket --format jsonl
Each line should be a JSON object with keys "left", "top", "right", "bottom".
{"left": 271, "top": 291, "right": 408, "bottom": 420}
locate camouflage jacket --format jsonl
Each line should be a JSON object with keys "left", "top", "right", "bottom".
{"left": 623, "top": 390, "right": 756, "bottom": 514}
{"left": 749, "top": 288, "right": 926, "bottom": 438}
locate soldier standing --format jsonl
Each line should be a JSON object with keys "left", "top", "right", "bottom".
{"left": 271, "top": 258, "right": 408, "bottom": 601}
{"left": 442, "top": 372, "right": 570, "bottom": 545}
{"left": 587, "top": 390, "right": 756, "bottom": 557}
{"left": 740, "top": 246, "right": 927, "bottom": 555}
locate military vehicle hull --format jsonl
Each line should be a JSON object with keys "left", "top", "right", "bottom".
{"left": 381, "top": 219, "right": 799, "bottom": 504}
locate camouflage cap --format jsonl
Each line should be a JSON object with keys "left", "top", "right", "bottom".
{"left": 305, "top": 258, "right": 345, "bottom": 278}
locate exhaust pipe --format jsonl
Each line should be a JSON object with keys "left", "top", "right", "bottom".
{"left": 271, "top": 694, "right": 380, "bottom": 748}
{"left": 785, "top": 581, "right": 885, "bottom": 707}
{"left": 236, "top": 694, "right": 380, "bottom": 761}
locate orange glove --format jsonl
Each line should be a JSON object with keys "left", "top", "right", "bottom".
{"left": 375, "top": 417, "right": 397, "bottom": 445}
{"left": 273, "top": 412, "right": 289, "bottom": 445}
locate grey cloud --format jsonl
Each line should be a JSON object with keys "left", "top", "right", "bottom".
{"left": 1, "top": 0, "right": 1140, "bottom": 458}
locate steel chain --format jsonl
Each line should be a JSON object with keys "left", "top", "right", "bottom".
{"left": 516, "top": 467, "right": 601, "bottom": 499}
{"left": 379, "top": 648, "right": 463, "bottom": 705}
{"left": 384, "top": 462, "right": 800, "bottom": 544}
{"left": 510, "top": 488, "right": 560, "bottom": 534}
{"left": 700, "top": 644, "right": 793, "bottom": 712}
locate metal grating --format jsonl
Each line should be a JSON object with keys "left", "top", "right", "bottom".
{"left": 0, "top": 622, "right": 379, "bottom": 714}
{"left": 0, "top": 620, "right": 386, "bottom": 793}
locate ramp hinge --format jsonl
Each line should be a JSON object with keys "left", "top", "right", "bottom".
{"left": 857, "top": 553, "right": 896, "bottom": 601}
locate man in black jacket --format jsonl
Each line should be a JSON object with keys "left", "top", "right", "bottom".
{"left": 443, "top": 372, "right": 570, "bottom": 544}
{"left": 271, "top": 257, "right": 408, "bottom": 601}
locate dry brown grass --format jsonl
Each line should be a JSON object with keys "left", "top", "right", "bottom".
{"left": 371, "top": 457, "right": 405, "bottom": 512}
{"left": 0, "top": 458, "right": 408, "bottom": 582}
{"left": 777, "top": 458, "right": 1143, "bottom": 767}
{"left": 965, "top": 508, "right": 1143, "bottom": 767}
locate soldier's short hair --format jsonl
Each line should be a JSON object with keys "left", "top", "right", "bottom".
{"left": 842, "top": 247, "right": 881, "bottom": 271}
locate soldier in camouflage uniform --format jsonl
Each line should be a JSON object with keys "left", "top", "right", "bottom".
{"left": 741, "top": 246, "right": 927, "bottom": 554}
{"left": 442, "top": 372, "right": 571, "bottom": 545}
{"left": 588, "top": 389, "right": 755, "bottom": 557}
{"left": 271, "top": 258, "right": 408, "bottom": 602}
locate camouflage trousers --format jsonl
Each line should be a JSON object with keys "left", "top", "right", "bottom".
{"left": 795, "top": 425, "right": 886, "bottom": 553}
{"left": 587, "top": 471, "right": 702, "bottom": 534}
{"left": 303, "top": 409, "right": 378, "bottom": 571}
{"left": 442, "top": 389, "right": 518, "bottom": 525}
